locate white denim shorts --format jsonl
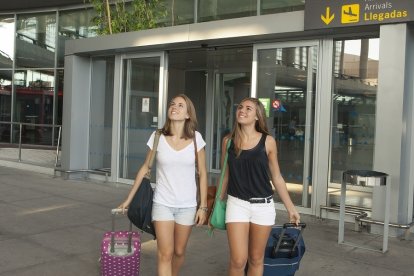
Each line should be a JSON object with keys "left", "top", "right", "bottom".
{"left": 226, "top": 195, "right": 276, "bottom": 226}
{"left": 152, "top": 202, "right": 197, "bottom": 226}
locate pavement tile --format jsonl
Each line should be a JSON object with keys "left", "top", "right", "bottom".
{"left": 0, "top": 258, "right": 97, "bottom": 276}
{"left": 29, "top": 225, "right": 105, "bottom": 256}
{"left": 0, "top": 238, "right": 64, "bottom": 274}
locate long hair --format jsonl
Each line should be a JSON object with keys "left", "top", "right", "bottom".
{"left": 230, "top": 97, "right": 269, "bottom": 156}
{"left": 161, "top": 94, "right": 198, "bottom": 139}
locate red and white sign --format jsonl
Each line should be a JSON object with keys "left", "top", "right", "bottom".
{"left": 272, "top": 99, "right": 280, "bottom": 109}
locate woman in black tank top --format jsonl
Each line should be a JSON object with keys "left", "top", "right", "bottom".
{"left": 219, "top": 97, "right": 300, "bottom": 276}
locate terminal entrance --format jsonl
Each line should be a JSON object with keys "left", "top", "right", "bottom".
{"left": 118, "top": 45, "right": 317, "bottom": 211}
{"left": 168, "top": 44, "right": 316, "bottom": 211}
{"left": 167, "top": 46, "right": 252, "bottom": 173}
{"left": 115, "top": 44, "right": 318, "bottom": 212}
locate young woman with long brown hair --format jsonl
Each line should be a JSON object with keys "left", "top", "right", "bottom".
{"left": 219, "top": 97, "right": 300, "bottom": 276}
{"left": 119, "top": 94, "right": 208, "bottom": 276}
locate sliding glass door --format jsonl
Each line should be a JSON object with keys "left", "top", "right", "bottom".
{"left": 253, "top": 42, "right": 318, "bottom": 209}
{"left": 118, "top": 53, "right": 166, "bottom": 180}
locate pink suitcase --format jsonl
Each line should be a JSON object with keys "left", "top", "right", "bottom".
{"left": 100, "top": 209, "right": 141, "bottom": 276}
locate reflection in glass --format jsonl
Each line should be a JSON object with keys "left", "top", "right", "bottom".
{"left": 160, "top": 0, "right": 194, "bottom": 26}
{"left": 212, "top": 72, "right": 250, "bottom": 170}
{"left": 90, "top": 57, "right": 114, "bottom": 170}
{"left": 208, "top": 47, "right": 252, "bottom": 171}
{"left": 0, "top": 15, "right": 15, "bottom": 69}
{"left": 54, "top": 69, "right": 64, "bottom": 146}
{"left": 55, "top": 70, "right": 64, "bottom": 126}
{"left": 16, "top": 12, "right": 56, "bottom": 68}
{"left": 13, "top": 70, "right": 54, "bottom": 145}
{"left": 256, "top": 46, "right": 317, "bottom": 208}
{"left": 119, "top": 57, "right": 160, "bottom": 179}
{"left": 14, "top": 69, "right": 54, "bottom": 124}
{"left": 58, "top": 9, "right": 98, "bottom": 67}
{"left": 328, "top": 38, "right": 379, "bottom": 209}
{"left": 198, "top": 0, "right": 256, "bottom": 22}
{"left": 0, "top": 72, "right": 12, "bottom": 142}
{"left": 168, "top": 70, "right": 206, "bottom": 138}
{"left": 261, "top": 0, "right": 305, "bottom": 15}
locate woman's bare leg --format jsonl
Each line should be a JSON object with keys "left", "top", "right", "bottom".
{"left": 246, "top": 223, "right": 272, "bottom": 276}
{"left": 172, "top": 223, "right": 193, "bottom": 276}
{"left": 227, "top": 222, "right": 250, "bottom": 276}
{"left": 155, "top": 221, "right": 175, "bottom": 276}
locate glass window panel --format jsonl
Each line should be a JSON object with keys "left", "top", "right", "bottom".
{"left": 261, "top": 0, "right": 305, "bottom": 15}
{"left": 14, "top": 69, "right": 54, "bottom": 124}
{"left": 168, "top": 46, "right": 252, "bottom": 174}
{"left": 56, "top": 69, "right": 64, "bottom": 125}
{"left": 16, "top": 12, "right": 56, "bottom": 68}
{"left": 13, "top": 69, "right": 55, "bottom": 145}
{"left": 53, "top": 69, "right": 64, "bottom": 147}
{"left": 0, "top": 71, "right": 12, "bottom": 142}
{"left": 57, "top": 8, "right": 98, "bottom": 67}
{"left": 160, "top": 0, "right": 195, "bottom": 26}
{"left": 328, "top": 38, "right": 379, "bottom": 208}
{"left": 0, "top": 15, "right": 15, "bottom": 69}
{"left": 89, "top": 57, "right": 114, "bottom": 170}
{"left": 198, "top": 0, "right": 256, "bottom": 22}
{"left": 168, "top": 69, "right": 207, "bottom": 138}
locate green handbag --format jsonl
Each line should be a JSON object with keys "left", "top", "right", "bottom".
{"left": 209, "top": 139, "right": 231, "bottom": 231}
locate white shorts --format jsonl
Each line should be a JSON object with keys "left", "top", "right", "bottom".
{"left": 226, "top": 195, "right": 276, "bottom": 226}
{"left": 152, "top": 202, "right": 197, "bottom": 226}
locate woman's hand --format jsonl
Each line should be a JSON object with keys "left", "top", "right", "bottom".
{"left": 118, "top": 200, "right": 130, "bottom": 214}
{"left": 288, "top": 208, "right": 301, "bottom": 225}
{"left": 195, "top": 208, "right": 208, "bottom": 225}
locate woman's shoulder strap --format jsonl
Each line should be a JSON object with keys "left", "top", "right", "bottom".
{"left": 225, "top": 136, "right": 232, "bottom": 149}
{"left": 260, "top": 133, "right": 270, "bottom": 149}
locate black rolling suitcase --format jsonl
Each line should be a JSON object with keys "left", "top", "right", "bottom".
{"left": 263, "top": 223, "right": 306, "bottom": 276}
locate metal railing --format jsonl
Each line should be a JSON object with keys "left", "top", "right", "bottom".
{"left": 0, "top": 121, "right": 61, "bottom": 167}
{"left": 53, "top": 167, "right": 111, "bottom": 182}
{"left": 320, "top": 204, "right": 414, "bottom": 239}
{"left": 1, "top": 122, "right": 112, "bottom": 182}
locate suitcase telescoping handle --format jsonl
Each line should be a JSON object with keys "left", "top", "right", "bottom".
{"left": 110, "top": 208, "right": 133, "bottom": 254}
{"left": 283, "top": 222, "right": 306, "bottom": 229}
{"left": 273, "top": 223, "right": 306, "bottom": 257}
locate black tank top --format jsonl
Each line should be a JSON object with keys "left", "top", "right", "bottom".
{"left": 227, "top": 133, "right": 273, "bottom": 201}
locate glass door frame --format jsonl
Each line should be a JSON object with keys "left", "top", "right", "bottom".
{"left": 111, "top": 51, "right": 168, "bottom": 184}
{"left": 251, "top": 40, "right": 325, "bottom": 215}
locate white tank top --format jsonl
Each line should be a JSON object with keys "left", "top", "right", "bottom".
{"left": 147, "top": 131, "right": 206, "bottom": 208}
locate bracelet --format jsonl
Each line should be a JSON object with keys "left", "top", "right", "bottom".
{"left": 199, "top": 207, "right": 208, "bottom": 212}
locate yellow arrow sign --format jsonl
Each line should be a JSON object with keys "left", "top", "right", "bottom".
{"left": 321, "top": 7, "right": 335, "bottom": 25}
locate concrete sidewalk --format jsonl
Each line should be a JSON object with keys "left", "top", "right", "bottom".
{"left": 0, "top": 166, "right": 413, "bottom": 276}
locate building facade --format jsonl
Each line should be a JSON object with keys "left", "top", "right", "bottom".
{"left": 1, "top": 1, "right": 413, "bottom": 235}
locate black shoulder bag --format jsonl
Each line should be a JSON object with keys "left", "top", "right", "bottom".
{"left": 127, "top": 130, "right": 161, "bottom": 239}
